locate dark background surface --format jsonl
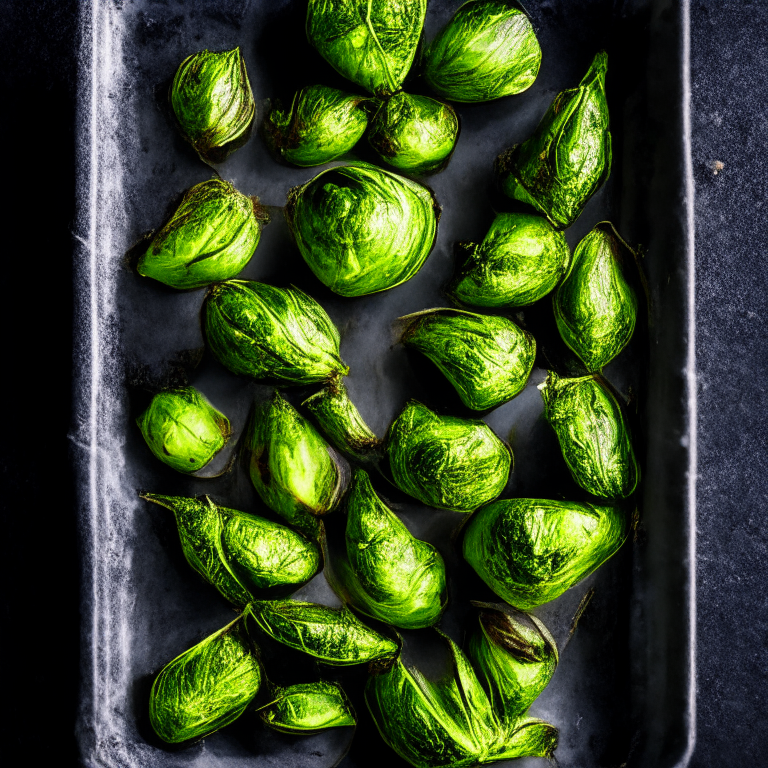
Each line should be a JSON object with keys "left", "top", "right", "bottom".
{"left": 0, "top": 1, "right": 765, "bottom": 767}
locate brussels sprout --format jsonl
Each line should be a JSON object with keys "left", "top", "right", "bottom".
{"left": 326, "top": 469, "right": 447, "bottom": 629}
{"left": 245, "top": 599, "right": 398, "bottom": 666}
{"left": 246, "top": 391, "right": 349, "bottom": 539}
{"left": 365, "top": 630, "right": 557, "bottom": 768}
{"left": 540, "top": 372, "right": 639, "bottom": 499}
{"left": 448, "top": 212, "right": 571, "bottom": 308}
{"left": 258, "top": 681, "right": 356, "bottom": 734}
{"left": 203, "top": 280, "right": 348, "bottom": 385}
{"left": 303, "top": 380, "right": 380, "bottom": 463}
{"left": 137, "top": 179, "right": 263, "bottom": 290}
{"left": 468, "top": 603, "right": 558, "bottom": 727}
{"left": 422, "top": 1, "right": 541, "bottom": 103}
{"left": 386, "top": 400, "right": 511, "bottom": 513}
{"left": 464, "top": 498, "right": 629, "bottom": 609}
{"left": 136, "top": 386, "right": 230, "bottom": 474}
{"left": 141, "top": 494, "right": 320, "bottom": 604}
{"left": 554, "top": 222, "right": 638, "bottom": 372}
{"left": 263, "top": 85, "right": 370, "bottom": 167}
{"left": 368, "top": 92, "right": 459, "bottom": 175}
{"left": 149, "top": 616, "right": 261, "bottom": 743}
{"left": 306, "top": 0, "right": 427, "bottom": 96}
{"left": 496, "top": 52, "right": 611, "bottom": 228}
{"left": 285, "top": 163, "right": 439, "bottom": 297}
{"left": 400, "top": 308, "right": 536, "bottom": 411}
{"left": 170, "top": 47, "right": 255, "bottom": 164}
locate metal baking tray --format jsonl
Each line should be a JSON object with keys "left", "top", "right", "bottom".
{"left": 73, "top": 1, "right": 696, "bottom": 766}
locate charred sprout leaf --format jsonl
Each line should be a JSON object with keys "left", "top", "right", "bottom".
{"left": 258, "top": 681, "right": 356, "bottom": 734}
{"left": 422, "top": 0, "right": 541, "bottom": 103}
{"left": 496, "top": 51, "right": 611, "bottom": 228}
{"left": 138, "top": 179, "right": 263, "bottom": 290}
{"left": 203, "top": 280, "right": 348, "bottom": 385}
{"left": 306, "top": 0, "right": 427, "bottom": 97}
{"left": 170, "top": 48, "right": 255, "bottom": 164}
{"left": 554, "top": 222, "right": 638, "bottom": 371}
{"left": 327, "top": 469, "right": 447, "bottom": 629}
{"left": 368, "top": 92, "right": 459, "bottom": 175}
{"left": 245, "top": 599, "right": 398, "bottom": 666}
{"left": 136, "top": 387, "right": 230, "bottom": 474}
{"left": 401, "top": 308, "right": 536, "bottom": 411}
{"left": 263, "top": 85, "right": 370, "bottom": 167}
{"left": 285, "top": 163, "right": 439, "bottom": 297}
{"left": 448, "top": 212, "right": 571, "bottom": 308}
{"left": 464, "top": 498, "right": 629, "bottom": 609}
{"left": 386, "top": 400, "right": 511, "bottom": 513}
{"left": 540, "top": 372, "right": 639, "bottom": 499}
{"left": 302, "top": 380, "right": 380, "bottom": 463}
{"left": 149, "top": 616, "right": 261, "bottom": 744}
{"left": 246, "top": 391, "right": 349, "bottom": 539}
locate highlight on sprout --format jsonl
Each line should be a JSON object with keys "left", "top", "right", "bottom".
{"left": 258, "top": 681, "right": 356, "bottom": 735}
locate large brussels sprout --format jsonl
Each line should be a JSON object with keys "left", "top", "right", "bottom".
{"left": 554, "top": 222, "right": 639, "bottom": 371}
{"left": 170, "top": 48, "right": 255, "bottom": 164}
{"left": 386, "top": 400, "right": 511, "bottom": 513}
{"left": 136, "top": 386, "right": 230, "bottom": 474}
{"left": 422, "top": 1, "right": 541, "bottom": 103}
{"left": 540, "top": 372, "right": 639, "bottom": 499}
{"left": 326, "top": 469, "right": 447, "bottom": 629}
{"left": 245, "top": 599, "right": 398, "bottom": 666}
{"left": 141, "top": 494, "right": 320, "bottom": 604}
{"left": 263, "top": 85, "right": 369, "bottom": 167}
{"left": 203, "top": 280, "right": 348, "bottom": 384}
{"left": 246, "top": 391, "right": 349, "bottom": 539}
{"left": 448, "top": 212, "right": 571, "bottom": 308}
{"left": 365, "top": 630, "right": 557, "bottom": 768}
{"left": 285, "top": 163, "right": 439, "bottom": 297}
{"left": 149, "top": 616, "right": 261, "bottom": 743}
{"left": 464, "top": 498, "right": 629, "bottom": 609}
{"left": 258, "top": 681, "right": 356, "bottom": 734}
{"left": 306, "top": 0, "right": 427, "bottom": 96}
{"left": 400, "top": 308, "right": 535, "bottom": 411}
{"left": 368, "top": 92, "right": 459, "bottom": 175}
{"left": 496, "top": 52, "right": 611, "bottom": 228}
{"left": 137, "top": 179, "right": 263, "bottom": 290}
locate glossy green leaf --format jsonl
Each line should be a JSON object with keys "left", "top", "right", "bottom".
{"left": 386, "top": 400, "right": 511, "bottom": 513}
{"left": 258, "top": 681, "right": 356, "bottom": 734}
{"left": 401, "top": 308, "right": 536, "bottom": 410}
{"left": 285, "top": 163, "right": 439, "bottom": 297}
{"left": 497, "top": 52, "right": 611, "bottom": 228}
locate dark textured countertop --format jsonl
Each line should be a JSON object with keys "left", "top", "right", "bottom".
{"left": 0, "top": 1, "right": 765, "bottom": 766}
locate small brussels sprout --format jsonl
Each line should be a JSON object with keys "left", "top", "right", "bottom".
{"left": 246, "top": 391, "right": 349, "bottom": 539}
{"left": 303, "top": 380, "right": 380, "bottom": 463}
{"left": 400, "top": 308, "right": 536, "bottom": 411}
{"left": 554, "top": 222, "right": 639, "bottom": 372}
{"left": 203, "top": 280, "right": 348, "bottom": 385}
{"left": 149, "top": 616, "right": 262, "bottom": 743}
{"left": 263, "top": 85, "right": 370, "bottom": 167}
{"left": 496, "top": 52, "right": 611, "bottom": 228}
{"left": 170, "top": 48, "right": 255, "bottom": 164}
{"left": 540, "top": 372, "right": 639, "bottom": 499}
{"left": 327, "top": 469, "right": 447, "bottom": 629}
{"left": 136, "top": 386, "right": 230, "bottom": 474}
{"left": 368, "top": 92, "right": 459, "bottom": 175}
{"left": 285, "top": 163, "right": 439, "bottom": 297}
{"left": 306, "top": 0, "right": 427, "bottom": 97}
{"left": 141, "top": 494, "right": 320, "bottom": 604}
{"left": 422, "top": 1, "right": 541, "bottom": 103}
{"left": 258, "top": 681, "right": 356, "bottom": 734}
{"left": 468, "top": 603, "right": 558, "bottom": 727}
{"left": 245, "top": 599, "right": 398, "bottom": 666}
{"left": 448, "top": 212, "right": 571, "bottom": 308}
{"left": 137, "top": 179, "right": 264, "bottom": 290}
{"left": 386, "top": 400, "right": 511, "bottom": 513}
{"left": 464, "top": 498, "right": 629, "bottom": 609}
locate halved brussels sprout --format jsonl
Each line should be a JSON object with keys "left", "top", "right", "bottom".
{"left": 258, "top": 681, "right": 356, "bottom": 734}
